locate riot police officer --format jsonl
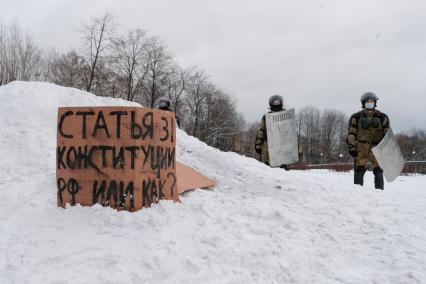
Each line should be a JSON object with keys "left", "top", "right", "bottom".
{"left": 347, "top": 92, "right": 389, "bottom": 190}
{"left": 255, "top": 95, "right": 289, "bottom": 170}
{"left": 157, "top": 97, "right": 181, "bottom": 128}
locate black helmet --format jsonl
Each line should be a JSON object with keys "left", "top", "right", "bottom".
{"left": 268, "top": 95, "right": 283, "bottom": 111}
{"left": 157, "top": 97, "right": 171, "bottom": 110}
{"left": 360, "top": 92, "right": 378, "bottom": 108}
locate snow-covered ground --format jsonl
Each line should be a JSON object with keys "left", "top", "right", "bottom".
{"left": 1, "top": 82, "right": 425, "bottom": 284}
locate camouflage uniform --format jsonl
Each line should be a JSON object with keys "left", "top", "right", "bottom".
{"left": 255, "top": 111, "right": 290, "bottom": 171}
{"left": 255, "top": 95, "right": 289, "bottom": 170}
{"left": 347, "top": 109, "right": 389, "bottom": 189}
{"left": 255, "top": 114, "right": 270, "bottom": 164}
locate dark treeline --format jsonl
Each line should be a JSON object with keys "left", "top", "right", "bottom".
{"left": 0, "top": 21, "right": 44, "bottom": 84}
{"left": 1, "top": 15, "right": 425, "bottom": 164}
{"left": 397, "top": 129, "right": 426, "bottom": 161}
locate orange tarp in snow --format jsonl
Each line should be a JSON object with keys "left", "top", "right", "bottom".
{"left": 176, "top": 161, "right": 216, "bottom": 194}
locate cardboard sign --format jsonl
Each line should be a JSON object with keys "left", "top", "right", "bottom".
{"left": 176, "top": 162, "right": 216, "bottom": 194}
{"left": 265, "top": 108, "right": 299, "bottom": 167}
{"left": 56, "top": 107, "right": 179, "bottom": 211}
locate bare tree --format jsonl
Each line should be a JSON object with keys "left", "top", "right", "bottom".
{"left": 140, "top": 37, "right": 172, "bottom": 107}
{"left": 80, "top": 13, "right": 115, "bottom": 93}
{"left": 0, "top": 21, "right": 20, "bottom": 83}
{"left": 320, "top": 109, "right": 340, "bottom": 160}
{"left": 163, "top": 65, "right": 187, "bottom": 115}
{"left": 297, "top": 106, "right": 321, "bottom": 163}
{"left": 19, "top": 34, "right": 42, "bottom": 81}
{"left": 0, "top": 22, "right": 5, "bottom": 85}
{"left": 49, "top": 50, "right": 87, "bottom": 88}
{"left": 335, "top": 111, "right": 349, "bottom": 161}
{"left": 184, "top": 69, "right": 210, "bottom": 136}
{"left": 203, "top": 88, "right": 238, "bottom": 145}
{"left": 0, "top": 21, "right": 42, "bottom": 85}
{"left": 111, "top": 28, "right": 149, "bottom": 101}
{"left": 398, "top": 128, "right": 426, "bottom": 161}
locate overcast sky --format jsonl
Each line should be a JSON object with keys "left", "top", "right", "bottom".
{"left": 1, "top": 0, "right": 426, "bottom": 132}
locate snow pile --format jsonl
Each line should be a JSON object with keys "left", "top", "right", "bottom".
{"left": 1, "top": 81, "right": 425, "bottom": 283}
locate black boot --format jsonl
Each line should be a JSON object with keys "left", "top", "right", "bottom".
{"left": 373, "top": 167, "right": 384, "bottom": 190}
{"left": 354, "top": 166, "right": 366, "bottom": 186}
{"left": 280, "top": 164, "right": 289, "bottom": 171}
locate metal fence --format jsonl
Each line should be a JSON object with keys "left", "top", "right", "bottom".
{"left": 297, "top": 161, "right": 426, "bottom": 174}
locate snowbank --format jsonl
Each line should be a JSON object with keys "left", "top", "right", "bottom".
{"left": 0, "top": 82, "right": 425, "bottom": 283}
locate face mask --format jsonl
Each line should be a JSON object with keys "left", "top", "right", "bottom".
{"left": 365, "top": 102, "right": 375, "bottom": 110}
{"left": 271, "top": 104, "right": 283, "bottom": 112}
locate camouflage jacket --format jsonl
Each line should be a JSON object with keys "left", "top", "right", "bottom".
{"left": 347, "top": 109, "right": 389, "bottom": 149}
{"left": 255, "top": 114, "right": 267, "bottom": 151}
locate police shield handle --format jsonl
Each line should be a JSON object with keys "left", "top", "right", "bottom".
{"left": 265, "top": 108, "right": 299, "bottom": 167}
{"left": 371, "top": 128, "right": 405, "bottom": 182}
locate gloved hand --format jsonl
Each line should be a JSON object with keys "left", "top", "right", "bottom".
{"left": 349, "top": 149, "right": 358, "bottom": 158}
{"left": 255, "top": 148, "right": 262, "bottom": 155}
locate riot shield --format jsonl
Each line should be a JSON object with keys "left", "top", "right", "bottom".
{"left": 265, "top": 108, "right": 299, "bottom": 167}
{"left": 371, "top": 127, "right": 405, "bottom": 182}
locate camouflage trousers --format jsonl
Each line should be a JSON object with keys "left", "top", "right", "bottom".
{"left": 356, "top": 142, "right": 379, "bottom": 168}
{"left": 261, "top": 143, "right": 270, "bottom": 164}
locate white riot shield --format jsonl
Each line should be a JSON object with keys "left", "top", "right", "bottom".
{"left": 371, "top": 128, "right": 405, "bottom": 182}
{"left": 265, "top": 108, "right": 299, "bottom": 167}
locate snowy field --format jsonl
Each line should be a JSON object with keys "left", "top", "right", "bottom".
{"left": 1, "top": 82, "right": 425, "bottom": 284}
